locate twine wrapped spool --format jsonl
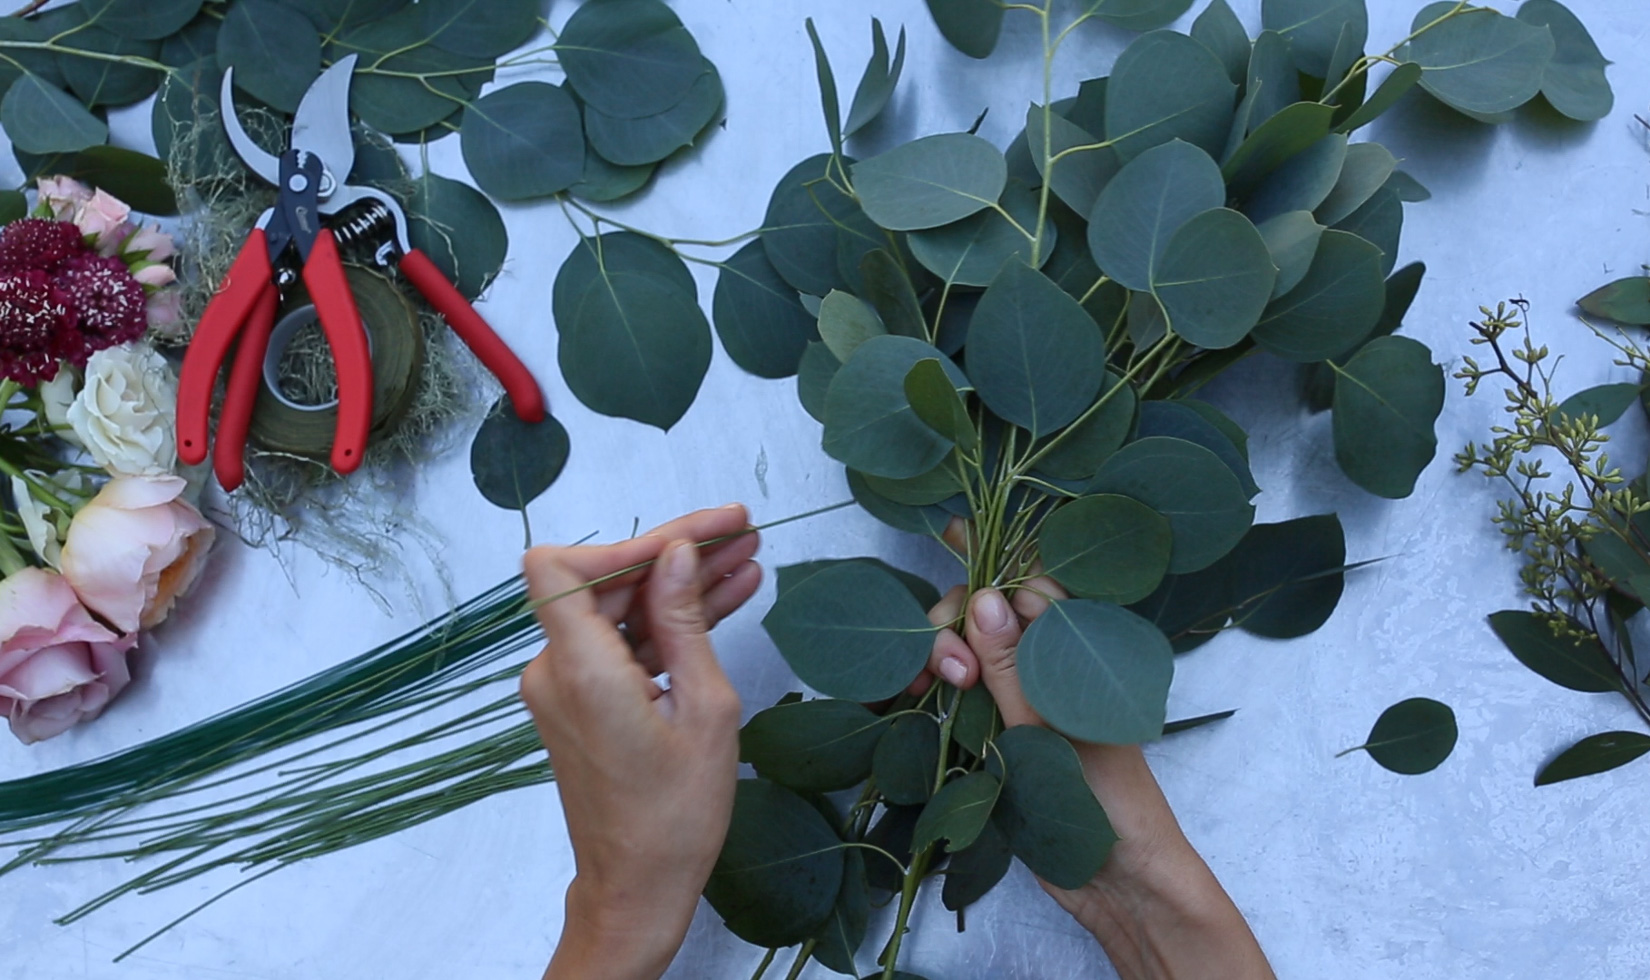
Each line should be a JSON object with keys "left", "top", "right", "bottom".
{"left": 249, "top": 266, "right": 423, "bottom": 459}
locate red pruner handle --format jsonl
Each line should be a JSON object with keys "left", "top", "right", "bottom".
{"left": 302, "top": 229, "right": 374, "bottom": 475}
{"left": 400, "top": 248, "right": 546, "bottom": 423}
{"left": 213, "top": 283, "right": 280, "bottom": 493}
{"left": 177, "top": 230, "right": 275, "bottom": 466}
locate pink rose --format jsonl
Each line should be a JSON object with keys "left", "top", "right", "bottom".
{"left": 59, "top": 476, "right": 215, "bottom": 634}
{"left": 36, "top": 176, "right": 94, "bottom": 222}
{"left": 126, "top": 224, "right": 175, "bottom": 262}
{"left": 146, "top": 289, "right": 185, "bottom": 338}
{"left": 74, "top": 190, "right": 132, "bottom": 255}
{"left": 132, "top": 262, "right": 176, "bottom": 288}
{"left": 0, "top": 567, "right": 137, "bottom": 745}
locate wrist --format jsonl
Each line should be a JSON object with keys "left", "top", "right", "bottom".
{"left": 544, "top": 877, "right": 690, "bottom": 980}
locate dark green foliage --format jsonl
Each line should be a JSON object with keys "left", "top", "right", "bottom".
{"left": 469, "top": 398, "right": 569, "bottom": 512}
{"left": 1352, "top": 698, "right": 1458, "bottom": 775}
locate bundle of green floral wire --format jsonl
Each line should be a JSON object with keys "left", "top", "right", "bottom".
{"left": 0, "top": 573, "right": 550, "bottom": 959}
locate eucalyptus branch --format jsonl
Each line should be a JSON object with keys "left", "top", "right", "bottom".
{"left": 1320, "top": 0, "right": 1468, "bottom": 104}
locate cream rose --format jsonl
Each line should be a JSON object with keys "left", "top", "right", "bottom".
{"left": 0, "top": 567, "right": 137, "bottom": 745}
{"left": 66, "top": 343, "right": 178, "bottom": 477}
{"left": 59, "top": 475, "right": 215, "bottom": 633}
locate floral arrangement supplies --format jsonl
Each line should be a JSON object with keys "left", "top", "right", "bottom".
{"left": 0, "top": 176, "right": 209, "bottom": 745}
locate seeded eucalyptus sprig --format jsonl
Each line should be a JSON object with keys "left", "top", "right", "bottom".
{"left": 1456, "top": 300, "right": 1650, "bottom": 786}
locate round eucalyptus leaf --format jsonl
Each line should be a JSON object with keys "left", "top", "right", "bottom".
{"left": 1405, "top": 5, "right": 1554, "bottom": 115}
{"left": 1035, "top": 373, "right": 1136, "bottom": 482}
{"left": 1192, "top": 0, "right": 1252, "bottom": 85}
{"left": 1128, "top": 562, "right": 1235, "bottom": 654}
{"left": 554, "top": 233, "right": 710, "bottom": 430}
{"left": 1089, "top": 436, "right": 1255, "bottom": 573}
{"left": 847, "top": 469, "right": 953, "bottom": 538}
{"left": 1335, "top": 61, "right": 1423, "bottom": 135}
{"left": 1243, "top": 133, "right": 1347, "bottom": 224}
{"left": 851, "top": 133, "right": 1007, "bottom": 232}
{"left": 1256, "top": 210, "right": 1324, "bottom": 299}
{"left": 1152, "top": 208, "right": 1277, "bottom": 350}
{"left": 461, "top": 81, "right": 584, "bottom": 200}
{"left": 909, "top": 178, "right": 1050, "bottom": 287}
{"left": 968, "top": 261, "right": 1107, "bottom": 437}
{"left": 82, "top": 0, "right": 202, "bottom": 39}
{"left": 407, "top": 170, "right": 508, "bottom": 301}
{"left": 1535, "top": 731, "right": 1650, "bottom": 787}
{"left": 584, "top": 61, "right": 722, "bottom": 166}
{"left": 985, "top": 725, "right": 1117, "bottom": 889}
{"left": 1335, "top": 187, "right": 1403, "bottom": 277}
{"left": 1087, "top": 140, "right": 1225, "bottom": 293}
{"left": 778, "top": 557, "right": 941, "bottom": 611}
{"left": 1315, "top": 142, "right": 1397, "bottom": 227}
{"left": 1136, "top": 400, "right": 1258, "bottom": 499}
{"left": 558, "top": 0, "right": 704, "bottom": 118}
{"left": 1027, "top": 105, "right": 1118, "bottom": 217}
{"left": 571, "top": 134, "right": 656, "bottom": 202}
{"left": 1105, "top": 31, "right": 1235, "bottom": 162}
{"left": 818, "top": 289, "right": 886, "bottom": 363}
{"left": 740, "top": 698, "right": 892, "bottom": 793}
{"left": 705, "top": 779, "right": 846, "bottom": 948}
{"left": 1252, "top": 230, "right": 1386, "bottom": 363}
{"left": 798, "top": 341, "right": 841, "bottom": 424}
{"left": 1224, "top": 514, "right": 1346, "bottom": 638}
{"left": 941, "top": 819, "right": 1013, "bottom": 912}
{"left": 1, "top": 76, "right": 106, "bottom": 155}
{"left": 338, "top": 23, "right": 493, "bottom": 136}
{"left": 1357, "top": 698, "right": 1457, "bottom": 775}
{"left": 923, "top": 0, "right": 1002, "bottom": 59}
{"left": 714, "top": 241, "right": 817, "bottom": 379}
{"left": 1487, "top": 610, "right": 1620, "bottom": 694}
{"left": 1261, "top": 0, "right": 1367, "bottom": 78}
{"left": 1096, "top": 0, "right": 1195, "bottom": 32}
{"left": 422, "top": 0, "right": 542, "bottom": 59}
{"left": 54, "top": 18, "right": 162, "bottom": 108}
{"left": 469, "top": 398, "right": 569, "bottom": 510}
{"left": 1038, "top": 495, "right": 1172, "bottom": 605}
{"left": 218, "top": 0, "right": 320, "bottom": 113}
{"left": 762, "top": 154, "right": 877, "bottom": 296}
{"left": 1516, "top": 0, "right": 1613, "bottom": 122}
{"left": 1017, "top": 599, "right": 1174, "bottom": 744}
{"left": 823, "top": 336, "right": 968, "bottom": 480}
{"left": 862, "top": 460, "right": 963, "bottom": 507}
{"left": 760, "top": 560, "right": 937, "bottom": 702}
{"left": 912, "top": 771, "right": 1000, "bottom": 854}
{"left": 1331, "top": 335, "right": 1443, "bottom": 498}
{"left": 874, "top": 713, "right": 941, "bottom": 806}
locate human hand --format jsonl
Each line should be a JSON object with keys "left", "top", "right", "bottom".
{"left": 521, "top": 505, "right": 761, "bottom": 980}
{"left": 916, "top": 522, "right": 1274, "bottom": 980}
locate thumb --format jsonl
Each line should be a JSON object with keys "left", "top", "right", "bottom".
{"left": 645, "top": 539, "right": 737, "bottom": 719}
{"left": 965, "top": 588, "right": 1044, "bottom": 729}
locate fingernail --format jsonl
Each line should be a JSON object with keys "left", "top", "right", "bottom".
{"left": 974, "top": 590, "right": 1010, "bottom": 633}
{"left": 662, "top": 541, "right": 696, "bottom": 585}
{"left": 721, "top": 502, "right": 744, "bottom": 512}
{"left": 940, "top": 657, "right": 968, "bottom": 686}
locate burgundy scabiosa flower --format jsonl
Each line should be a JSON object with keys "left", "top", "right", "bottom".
{"left": 55, "top": 252, "right": 147, "bottom": 356}
{"left": 0, "top": 218, "right": 89, "bottom": 273}
{"left": 0, "top": 268, "right": 78, "bottom": 384}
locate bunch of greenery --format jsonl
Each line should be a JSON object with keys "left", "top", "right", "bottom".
{"left": 1457, "top": 297, "right": 1650, "bottom": 786}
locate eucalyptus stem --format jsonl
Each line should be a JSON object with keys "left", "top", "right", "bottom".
{"left": 750, "top": 947, "right": 777, "bottom": 980}
{"left": 783, "top": 941, "right": 816, "bottom": 980}
{"left": 878, "top": 847, "right": 933, "bottom": 980}
{"left": 1320, "top": 0, "right": 1468, "bottom": 104}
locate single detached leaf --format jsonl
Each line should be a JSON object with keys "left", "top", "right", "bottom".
{"left": 818, "top": 290, "right": 887, "bottom": 362}
{"left": 1038, "top": 495, "right": 1172, "bottom": 606}
{"left": 823, "top": 335, "right": 967, "bottom": 479}
{"left": 987, "top": 725, "right": 1117, "bottom": 889}
{"left": 1191, "top": 0, "right": 1251, "bottom": 85}
{"left": 1535, "top": 732, "right": 1650, "bottom": 787}
{"left": 1226, "top": 515, "right": 1346, "bottom": 638}
{"left": 912, "top": 772, "right": 1000, "bottom": 854}
{"left": 1244, "top": 133, "right": 1348, "bottom": 224}
{"left": 852, "top": 133, "right": 1007, "bottom": 231}
{"left": 1261, "top": 0, "right": 1367, "bottom": 78}
{"left": 909, "top": 178, "right": 1049, "bottom": 288}
{"left": 1556, "top": 383, "right": 1640, "bottom": 428}
{"left": 1578, "top": 278, "right": 1650, "bottom": 326}
{"left": 1152, "top": 208, "right": 1277, "bottom": 350}
{"left": 705, "top": 779, "right": 845, "bottom": 948}
{"left": 714, "top": 240, "right": 817, "bottom": 379}
{"left": 2, "top": 75, "right": 107, "bottom": 155}
{"left": 1088, "top": 140, "right": 1225, "bottom": 293}
{"left": 1316, "top": 142, "right": 1397, "bottom": 226}
{"left": 924, "top": 0, "right": 1003, "bottom": 59}
{"left": 941, "top": 818, "right": 1012, "bottom": 911}
{"left": 1331, "top": 335, "right": 1443, "bottom": 499}
{"left": 1253, "top": 230, "right": 1386, "bottom": 363}
{"left": 1018, "top": 599, "right": 1175, "bottom": 745}
{"left": 1356, "top": 698, "right": 1457, "bottom": 775}
{"left": 904, "top": 358, "right": 976, "bottom": 451}
{"left": 845, "top": 19, "right": 906, "bottom": 136}
{"left": 968, "top": 261, "right": 1107, "bottom": 437}
{"left": 761, "top": 560, "right": 936, "bottom": 702}
{"left": 469, "top": 399, "right": 569, "bottom": 510}
{"left": 1257, "top": 211, "right": 1324, "bottom": 299}
{"left": 218, "top": 0, "right": 319, "bottom": 113}
{"left": 740, "top": 698, "right": 892, "bottom": 793}
{"left": 1517, "top": 0, "right": 1613, "bottom": 122}
{"left": 1336, "top": 62, "right": 1423, "bottom": 134}
{"left": 1105, "top": 31, "right": 1236, "bottom": 162}
{"left": 1487, "top": 611, "right": 1620, "bottom": 693}
{"left": 1090, "top": 436, "right": 1256, "bottom": 574}
{"left": 874, "top": 713, "right": 941, "bottom": 806}
{"left": 1405, "top": 6, "right": 1555, "bottom": 116}
{"left": 557, "top": 0, "right": 704, "bottom": 117}
{"left": 461, "top": 81, "right": 584, "bottom": 200}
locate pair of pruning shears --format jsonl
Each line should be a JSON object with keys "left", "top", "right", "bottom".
{"left": 177, "top": 55, "right": 545, "bottom": 491}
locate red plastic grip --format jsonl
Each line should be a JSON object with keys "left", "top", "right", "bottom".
{"left": 301, "top": 229, "right": 374, "bottom": 474}
{"left": 176, "top": 231, "right": 274, "bottom": 466}
{"left": 401, "top": 248, "right": 546, "bottom": 422}
{"left": 212, "top": 283, "right": 279, "bottom": 492}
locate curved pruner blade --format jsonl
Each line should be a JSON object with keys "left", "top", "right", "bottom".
{"left": 220, "top": 68, "right": 279, "bottom": 187}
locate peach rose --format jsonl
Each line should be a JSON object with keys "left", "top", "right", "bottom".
{"left": 0, "top": 567, "right": 137, "bottom": 744}
{"left": 59, "top": 476, "right": 215, "bottom": 633}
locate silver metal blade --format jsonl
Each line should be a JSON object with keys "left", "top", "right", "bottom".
{"left": 220, "top": 68, "right": 280, "bottom": 187}
{"left": 290, "top": 54, "right": 359, "bottom": 194}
